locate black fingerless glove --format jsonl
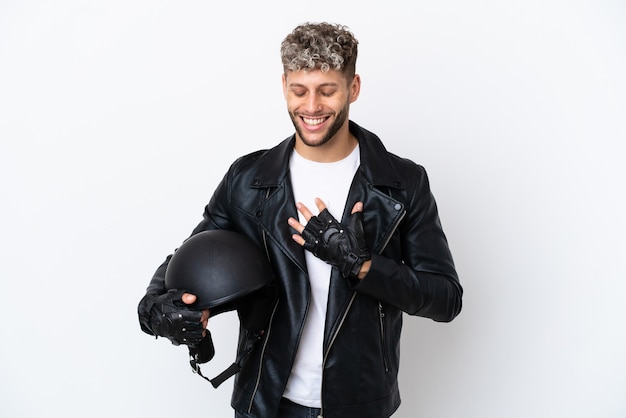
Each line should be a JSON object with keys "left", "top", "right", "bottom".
{"left": 301, "top": 209, "right": 371, "bottom": 279}
{"left": 137, "top": 289, "right": 205, "bottom": 346}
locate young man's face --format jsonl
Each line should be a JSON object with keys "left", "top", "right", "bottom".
{"left": 282, "top": 69, "right": 360, "bottom": 148}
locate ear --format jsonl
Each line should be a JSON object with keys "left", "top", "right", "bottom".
{"left": 349, "top": 74, "right": 361, "bottom": 103}
{"left": 282, "top": 73, "right": 288, "bottom": 99}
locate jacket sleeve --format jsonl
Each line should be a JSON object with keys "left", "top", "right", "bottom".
{"left": 355, "top": 166, "right": 462, "bottom": 322}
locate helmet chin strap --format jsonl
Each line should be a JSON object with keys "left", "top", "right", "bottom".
{"left": 187, "top": 329, "right": 265, "bottom": 388}
{"left": 189, "top": 354, "right": 240, "bottom": 389}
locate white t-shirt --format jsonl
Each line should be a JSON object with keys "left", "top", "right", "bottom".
{"left": 283, "top": 145, "right": 360, "bottom": 407}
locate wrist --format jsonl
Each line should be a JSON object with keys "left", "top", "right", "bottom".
{"left": 357, "top": 259, "right": 371, "bottom": 280}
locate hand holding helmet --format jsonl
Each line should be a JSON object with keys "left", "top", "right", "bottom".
{"left": 145, "top": 289, "right": 207, "bottom": 346}
{"left": 160, "top": 229, "right": 277, "bottom": 387}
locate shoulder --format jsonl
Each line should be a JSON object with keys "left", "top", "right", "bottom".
{"left": 225, "top": 136, "right": 294, "bottom": 185}
{"left": 229, "top": 149, "right": 269, "bottom": 173}
{"left": 385, "top": 150, "right": 427, "bottom": 176}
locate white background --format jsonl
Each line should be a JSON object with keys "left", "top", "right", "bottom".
{"left": 1, "top": 1, "right": 625, "bottom": 417}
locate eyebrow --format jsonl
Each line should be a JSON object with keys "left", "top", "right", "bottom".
{"left": 288, "top": 82, "right": 340, "bottom": 89}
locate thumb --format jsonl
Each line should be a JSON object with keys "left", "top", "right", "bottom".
{"left": 182, "top": 293, "right": 197, "bottom": 305}
{"left": 351, "top": 201, "right": 363, "bottom": 214}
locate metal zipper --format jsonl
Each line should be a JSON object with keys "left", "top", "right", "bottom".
{"left": 247, "top": 297, "right": 278, "bottom": 413}
{"left": 374, "top": 207, "right": 405, "bottom": 376}
{"left": 317, "top": 205, "right": 406, "bottom": 416}
{"left": 319, "top": 291, "right": 358, "bottom": 418}
{"left": 377, "top": 208, "right": 406, "bottom": 254}
{"left": 378, "top": 302, "right": 389, "bottom": 372}
{"left": 247, "top": 226, "right": 278, "bottom": 413}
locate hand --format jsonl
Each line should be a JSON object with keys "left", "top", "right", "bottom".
{"left": 182, "top": 293, "right": 210, "bottom": 331}
{"left": 288, "top": 198, "right": 371, "bottom": 279}
{"left": 148, "top": 289, "right": 209, "bottom": 346}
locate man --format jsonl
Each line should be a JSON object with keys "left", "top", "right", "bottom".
{"left": 138, "top": 22, "right": 462, "bottom": 418}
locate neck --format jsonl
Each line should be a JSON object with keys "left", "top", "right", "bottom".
{"left": 294, "top": 125, "right": 357, "bottom": 163}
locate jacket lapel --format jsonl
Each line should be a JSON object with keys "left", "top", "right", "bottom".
{"left": 248, "top": 136, "right": 308, "bottom": 274}
{"left": 344, "top": 121, "right": 408, "bottom": 254}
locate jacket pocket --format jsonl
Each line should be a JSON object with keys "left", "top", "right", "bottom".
{"left": 378, "top": 302, "right": 390, "bottom": 373}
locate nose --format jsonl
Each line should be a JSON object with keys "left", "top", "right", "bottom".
{"left": 303, "top": 92, "right": 323, "bottom": 113}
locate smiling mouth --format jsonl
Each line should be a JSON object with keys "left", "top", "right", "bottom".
{"left": 301, "top": 116, "right": 328, "bottom": 126}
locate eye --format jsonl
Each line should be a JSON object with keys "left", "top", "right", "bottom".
{"left": 320, "top": 89, "right": 336, "bottom": 97}
{"left": 291, "top": 88, "right": 306, "bottom": 97}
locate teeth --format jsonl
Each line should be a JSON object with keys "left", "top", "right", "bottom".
{"left": 303, "top": 117, "right": 325, "bottom": 126}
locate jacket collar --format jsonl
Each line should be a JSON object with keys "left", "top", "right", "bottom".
{"left": 249, "top": 121, "right": 406, "bottom": 191}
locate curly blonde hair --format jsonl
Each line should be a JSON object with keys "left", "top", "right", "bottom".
{"left": 280, "top": 22, "right": 358, "bottom": 79}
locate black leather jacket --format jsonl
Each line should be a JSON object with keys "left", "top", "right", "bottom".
{"left": 140, "top": 121, "right": 462, "bottom": 417}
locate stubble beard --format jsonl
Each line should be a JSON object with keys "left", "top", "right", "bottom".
{"left": 289, "top": 102, "right": 349, "bottom": 148}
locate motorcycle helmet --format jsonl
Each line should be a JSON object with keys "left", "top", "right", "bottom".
{"left": 165, "top": 229, "right": 275, "bottom": 315}
{"left": 164, "top": 229, "right": 277, "bottom": 387}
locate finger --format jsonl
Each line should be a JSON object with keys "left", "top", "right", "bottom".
{"left": 288, "top": 216, "right": 305, "bottom": 234}
{"left": 295, "top": 201, "right": 314, "bottom": 221}
{"left": 291, "top": 233, "right": 305, "bottom": 246}
{"left": 201, "top": 309, "right": 209, "bottom": 328}
{"left": 182, "top": 293, "right": 197, "bottom": 305}
{"left": 351, "top": 201, "right": 363, "bottom": 214}
{"left": 314, "top": 197, "right": 328, "bottom": 212}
